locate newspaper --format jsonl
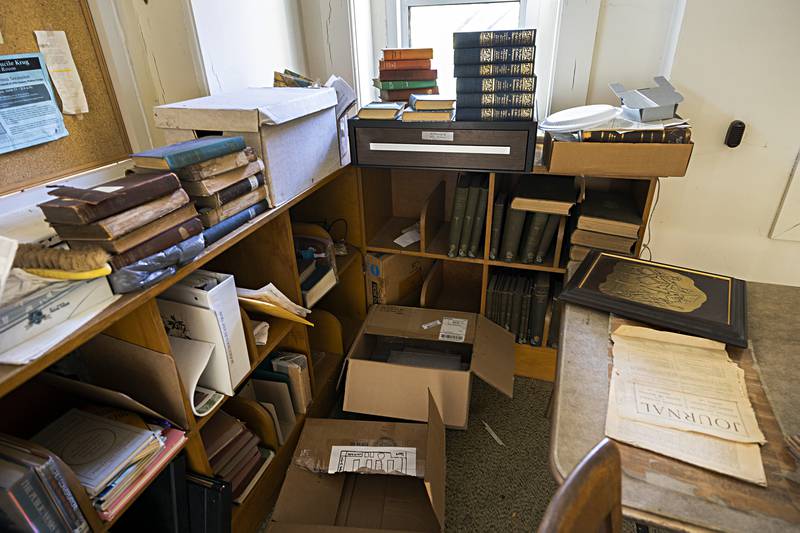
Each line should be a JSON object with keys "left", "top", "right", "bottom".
{"left": 610, "top": 325, "right": 765, "bottom": 444}
{"left": 605, "top": 325, "right": 767, "bottom": 486}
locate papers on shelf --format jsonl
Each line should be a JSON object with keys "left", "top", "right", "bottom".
{"left": 237, "top": 282, "right": 311, "bottom": 317}
{"left": 584, "top": 116, "right": 689, "bottom": 133}
{"left": 0, "top": 237, "right": 17, "bottom": 303}
{"left": 393, "top": 221, "right": 421, "bottom": 248}
{"left": 168, "top": 336, "right": 225, "bottom": 417}
{"left": 605, "top": 325, "right": 767, "bottom": 485}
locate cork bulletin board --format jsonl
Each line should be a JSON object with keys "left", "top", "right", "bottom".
{"left": 0, "top": 0, "right": 130, "bottom": 195}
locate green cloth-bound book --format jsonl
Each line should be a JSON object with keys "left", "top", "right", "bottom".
{"left": 535, "top": 215, "right": 561, "bottom": 263}
{"left": 530, "top": 272, "right": 550, "bottom": 346}
{"left": 448, "top": 174, "right": 471, "bottom": 257}
{"left": 488, "top": 192, "right": 506, "bottom": 260}
{"left": 132, "top": 136, "right": 246, "bottom": 171}
{"left": 510, "top": 276, "right": 524, "bottom": 337}
{"left": 373, "top": 79, "right": 438, "bottom": 90}
{"left": 499, "top": 207, "right": 526, "bottom": 262}
{"left": 458, "top": 176, "right": 481, "bottom": 257}
{"left": 520, "top": 212, "right": 549, "bottom": 264}
{"left": 467, "top": 176, "right": 489, "bottom": 257}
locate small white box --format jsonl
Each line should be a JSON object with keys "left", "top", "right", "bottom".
{"left": 158, "top": 270, "right": 250, "bottom": 395}
{"left": 154, "top": 88, "right": 342, "bottom": 206}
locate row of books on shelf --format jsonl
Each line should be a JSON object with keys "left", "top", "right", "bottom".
{"left": 453, "top": 29, "right": 537, "bottom": 122}
{"left": 486, "top": 271, "right": 561, "bottom": 347}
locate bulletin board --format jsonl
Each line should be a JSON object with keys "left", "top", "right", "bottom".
{"left": 0, "top": 0, "right": 130, "bottom": 196}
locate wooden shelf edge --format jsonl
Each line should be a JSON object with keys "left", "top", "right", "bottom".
{"left": 0, "top": 166, "right": 354, "bottom": 401}
{"left": 486, "top": 258, "right": 566, "bottom": 274}
{"left": 514, "top": 343, "right": 556, "bottom": 382}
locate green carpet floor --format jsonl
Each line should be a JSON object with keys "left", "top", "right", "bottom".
{"left": 446, "top": 377, "right": 557, "bottom": 532}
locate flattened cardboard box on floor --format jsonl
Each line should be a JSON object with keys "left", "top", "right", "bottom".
{"left": 342, "top": 305, "right": 516, "bottom": 429}
{"left": 269, "top": 393, "right": 445, "bottom": 532}
{"left": 154, "top": 87, "right": 343, "bottom": 206}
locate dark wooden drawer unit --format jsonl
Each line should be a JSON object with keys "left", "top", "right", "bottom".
{"left": 348, "top": 119, "right": 537, "bottom": 172}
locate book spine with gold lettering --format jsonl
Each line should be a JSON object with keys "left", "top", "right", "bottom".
{"left": 456, "top": 92, "right": 535, "bottom": 109}
{"left": 453, "top": 62, "right": 535, "bottom": 78}
{"left": 454, "top": 46, "right": 536, "bottom": 65}
{"left": 453, "top": 30, "right": 537, "bottom": 49}
{"left": 455, "top": 107, "right": 534, "bottom": 122}
{"left": 580, "top": 128, "right": 692, "bottom": 144}
{"left": 456, "top": 76, "right": 536, "bottom": 94}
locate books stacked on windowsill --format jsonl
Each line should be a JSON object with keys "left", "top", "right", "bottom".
{"left": 486, "top": 271, "right": 551, "bottom": 346}
{"left": 375, "top": 48, "right": 438, "bottom": 102}
{"left": 401, "top": 94, "right": 456, "bottom": 122}
{"left": 452, "top": 29, "right": 537, "bottom": 122}
{"left": 488, "top": 175, "right": 576, "bottom": 264}
{"left": 200, "top": 411, "right": 274, "bottom": 505}
{"left": 568, "top": 190, "right": 642, "bottom": 269}
{"left": 447, "top": 173, "right": 489, "bottom": 258}
{"left": 30, "top": 408, "right": 185, "bottom": 522}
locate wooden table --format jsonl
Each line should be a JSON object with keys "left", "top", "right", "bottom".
{"left": 550, "top": 282, "right": 800, "bottom": 532}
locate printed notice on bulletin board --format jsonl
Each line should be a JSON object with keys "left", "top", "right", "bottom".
{"left": 0, "top": 53, "right": 68, "bottom": 156}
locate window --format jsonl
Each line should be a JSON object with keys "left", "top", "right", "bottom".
{"left": 399, "top": 0, "right": 528, "bottom": 97}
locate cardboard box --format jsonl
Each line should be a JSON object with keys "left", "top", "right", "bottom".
{"left": 342, "top": 305, "right": 515, "bottom": 429}
{"left": 365, "top": 253, "right": 433, "bottom": 306}
{"left": 269, "top": 393, "right": 445, "bottom": 532}
{"left": 544, "top": 133, "right": 693, "bottom": 177}
{"left": 154, "top": 88, "right": 342, "bottom": 206}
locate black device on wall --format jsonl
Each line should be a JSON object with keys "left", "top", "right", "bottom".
{"left": 725, "top": 120, "right": 746, "bottom": 147}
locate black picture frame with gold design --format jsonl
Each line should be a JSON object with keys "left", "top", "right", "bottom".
{"left": 560, "top": 251, "right": 747, "bottom": 347}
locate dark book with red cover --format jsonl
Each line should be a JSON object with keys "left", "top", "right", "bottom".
{"left": 379, "top": 69, "right": 437, "bottom": 81}
{"left": 107, "top": 217, "right": 203, "bottom": 271}
{"left": 39, "top": 172, "right": 181, "bottom": 225}
{"left": 380, "top": 86, "right": 439, "bottom": 102}
{"left": 379, "top": 59, "right": 431, "bottom": 70}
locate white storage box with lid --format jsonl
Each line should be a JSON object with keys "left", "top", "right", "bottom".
{"left": 154, "top": 87, "right": 342, "bottom": 206}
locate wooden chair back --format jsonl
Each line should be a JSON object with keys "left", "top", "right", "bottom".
{"left": 538, "top": 438, "right": 622, "bottom": 533}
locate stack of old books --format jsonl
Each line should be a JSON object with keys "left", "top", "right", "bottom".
{"left": 38, "top": 169, "right": 204, "bottom": 281}
{"left": 200, "top": 411, "right": 274, "bottom": 504}
{"left": 486, "top": 271, "right": 550, "bottom": 346}
{"left": 488, "top": 175, "right": 575, "bottom": 264}
{"left": 131, "top": 136, "right": 271, "bottom": 245}
{"left": 30, "top": 408, "right": 184, "bottom": 522}
{"left": 374, "top": 48, "right": 438, "bottom": 103}
{"left": 447, "top": 173, "right": 489, "bottom": 257}
{"left": 569, "top": 190, "right": 642, "bottom": 268}
{"left": 402, "top": 94, "right": 456, "bottom": 122}
{"left": 452, "top": 29, "right": 537, "bottom": 122}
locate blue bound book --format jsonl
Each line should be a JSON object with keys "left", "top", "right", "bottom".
{"left": 132, "top": 136, "right": 246, "bottom": 170}
{"left": 202, "top": 200, "right": 269, "bottom": 245}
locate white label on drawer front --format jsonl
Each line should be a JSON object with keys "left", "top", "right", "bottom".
{"left": 369, "top": 143, "right": 510, "bottom": 155}
{"left": 421, "top": 131, "right": 453, "bottom": 141}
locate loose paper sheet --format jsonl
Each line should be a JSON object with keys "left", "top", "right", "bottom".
{"left": 611, "top": 325, "right": 764, "bottom": 444}
{"left": 328, "top": 446, "right": 416, "bottom": 476}
{"left": 605, "top": 325, "right": 767, "bottom": 486}
{"left": 34, "top": 31, "right": 89, "bottom": 114}
{"left": 0, "top": 53, "right": 68, "bottom": 155}
{"left": 0, "top": 237, "right": 17, "bottom": 303}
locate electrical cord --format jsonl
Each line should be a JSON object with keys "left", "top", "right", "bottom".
{"left": 639, "top": 177, "right": 661, "bottom": 261}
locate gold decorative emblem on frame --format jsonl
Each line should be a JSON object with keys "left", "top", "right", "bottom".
{"left": 599, "top": 262, "right": 708, "bottom": 312}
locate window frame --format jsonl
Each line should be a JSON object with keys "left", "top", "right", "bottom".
{"left": 398, "top": 0, "right": 529, "bottom": 48}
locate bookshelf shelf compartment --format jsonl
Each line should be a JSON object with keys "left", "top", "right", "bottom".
{"left": 486, "top": 258, "right": 566, "bottom": 274}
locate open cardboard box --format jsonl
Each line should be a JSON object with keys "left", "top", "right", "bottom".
{"left": 543, "top": 132, "right": 693, "bottom": 177}
{"left": 269, "top": 393, "right": 445, "bottom": 532}
{"left": 342, "top": 305, "right": 515, "bottom": 429}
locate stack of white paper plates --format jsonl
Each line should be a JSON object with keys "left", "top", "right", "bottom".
{"left": 539, "top": 104, "right": 621, "bottom": 132}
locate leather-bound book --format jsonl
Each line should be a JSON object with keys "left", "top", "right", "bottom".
{"left": 201, "top": 412, "right": 246, "bottom": 462}
{"left": 379, "top": 59, "right": 431, "bottom": 70}
{"left": 181, "top": 160, "right": 264, "bottom": 196}
{"left": 534, "top": 215, "right": 561, "bottom": 263}
{"left": 380, "top": 86, "right": 439, "bottom": 102}
{"left": 107, "top": 218, "right": 203, "bottom": 271}
{"left": 456, "top": 76, "right": 537, "bottom": 94}
{"left": 455, "top": 107, "right": 534, "bottom": 122}
{"left": 39, "top": 172, "right": 180, "bottom": 225}
{"left": 49, "top": 189, "right": 189, "bottom": 240}
{"left": 132, "top": 136, "right": 246, "bottom": 171}
{"left": 198, "top": 187, "right": 268, "bottom": 228}
{"left": 202, "top": 201, "right": 269, "bottom": 246}
{"left": 520, "top": 212, "right": 549, "bottom": 264}
{"left": 383, "top": 48, "right": 433, "bottom": 61}
{"left": 177, "top": 146, "right": 257, "bottom": 182}
{"left": 499, "top": 207, "right": 526, "bottom": 262}
{"left": 467, "top": 176, "right": 490, "bottom": 257}
{"left": 68, "top": 204, "right": 198, "bottom": 253}
{"left": 458, "top": 175, "right": 482, "bottom": 257}
{"left": 447, "top": 174, "right": 470, "bottom": 257}
{"left": 453, "top": 62, "right": 534, "bottom": 78}
{"left": 193, "top": 173, "right": 266, "bottom": 209}
{"left": 453, "top": 30, "right": 537, "bottom": 49}
{"left": 530, "top": 272, "right": 550, "bottom": 346}
{"left": 488, "top": 192, "right": 507, "bottom": 260}
{"left": 456, "top": 92, "right": 536, "bottom": 109}
{"left": 378, "top": 69, "right": 438, "bottom": 81}
{"left": 454, "top": 46, "right": 536, "bottom": 65}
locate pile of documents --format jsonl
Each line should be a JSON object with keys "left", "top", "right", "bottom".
{"left": 32, "top": 408, "right": 185, "bottom": 521}
{"left": 605, "top": 325, "right": 767, "bottom": 485}
{"left": 237, "top": 282, "right": 312, "bottom": 326}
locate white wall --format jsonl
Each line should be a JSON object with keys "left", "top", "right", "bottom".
{"left": 298, "top": 0, "right": 357, "bottom": 89}
{"left": 191, "top": 0, "right": 308, "bottom": 94}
